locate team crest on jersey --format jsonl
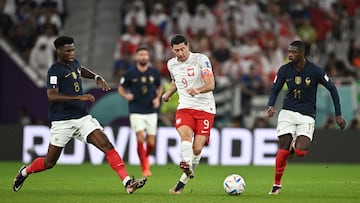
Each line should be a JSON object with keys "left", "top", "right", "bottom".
{"left": 305, "top": 77, "right": 311, "bottom": 86}
{"left": 295, "top": 76, "right": 301, "bottom": 85}
{"left": 141, "top": 76, "right": 147, "bottom": 83}
{"left": 72, "top": 72, "right": 77, "bottom": 79}
{"left": 187, "top": 68, "right": 194, "bottom": 76}
{"left": 149, "top": 76, "right": 154, "bottom": 83}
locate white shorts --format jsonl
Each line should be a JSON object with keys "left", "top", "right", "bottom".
{"left": 129, "top": 113, "right": 158, "bottom": 135}
{"left": 277, "top": 109, "right": 315, "bottom": 140}
{"left": 50, "top": 115, "right": 103, "bottom": 147}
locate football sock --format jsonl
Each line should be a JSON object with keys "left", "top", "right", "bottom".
{"left": 179, "top": 173, "right": 189, "bottom": 184}
{"left": 146, "top": 143, "right": 155, "bottom": 156}
{"left": 137, "top": 142, "right": 149, "bottom": 171}
{"left": 24, "top": 157, "right": 46, "bottom": 176}
{"left": 192, "top": 154, "right": 201, "bottom": 169}
{"left": 180, "top": 141, "right": 193, "bottom": 163}
{"left": 106, "top": 148, "right": 128, "bottom": 182}
{"left": 294, "top": 148, "right": 307, "bottom": 157}
{"left": 179, "top": 154, "right": 202, "bottom": 184}
{"left": 274, "top": 149, "right": 289, "bottom": 186}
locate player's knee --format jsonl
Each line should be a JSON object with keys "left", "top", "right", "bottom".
{"left": 294, "top": 148, "right": 307, "bottom": 157}
{"left": 193, "top": 147, "right": 202, "bottom": 156}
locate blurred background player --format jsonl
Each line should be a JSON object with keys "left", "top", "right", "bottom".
{"left": 118, "top": 47, "right": 162, "bottom": 177}
{"left": 266, "top": 40, "right": 346, "bottom": 195}
{"left": 162, "top": 34, "right": 216, "bottom": 194}
{"left": 12, "top": 36, "right": 147, "bottom": 194}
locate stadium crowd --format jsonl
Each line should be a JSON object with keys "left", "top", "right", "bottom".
{"left": 2, "top": 0, "right": 360, "bottom": 129}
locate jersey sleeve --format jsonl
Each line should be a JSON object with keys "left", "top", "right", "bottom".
{"left": 199, "top": 54, "right": 213, "bottom": 77}
{"left": 167, "top": 59, "right": 175, "bottom": 80}
{"left": 267, "top": 66, "right": 286, "bottom": 106}
{"left": 318, "top": 68, "right": 342, "bottom": 116}
{"left": 47, "top": 66, "right": 60, "bottom": 89}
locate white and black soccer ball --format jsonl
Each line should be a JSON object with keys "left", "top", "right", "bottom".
{"left": 223, "top": 174, "right": 246, "bottom": 195}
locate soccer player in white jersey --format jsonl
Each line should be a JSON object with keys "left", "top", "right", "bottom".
{"left": 162, "top": 34, "right": 216, "bottom": 194}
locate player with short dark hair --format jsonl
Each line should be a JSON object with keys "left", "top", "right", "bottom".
{"left": 163, "top": 34, "right": 216, "bottom": 194}
{"left": 118, "top": 47, "right": 162, "bottom": 177}
{"left": 12, "top": 36, "right": 147, "bottom": 194}
{"left": 267, "top": 40, "right": 346, "bottom": 195}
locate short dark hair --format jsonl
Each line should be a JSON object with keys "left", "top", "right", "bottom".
{"left": 170, "top": 34, "right": 188, "bottom": 47}
{"left": 136, "top": 46, "right": 149, "bottom": 53}
{"left": 289, "top": 40, "right": 305, "bottom": 54}
{"left": 54, "top": 36, "right": 74, "bottom": 49}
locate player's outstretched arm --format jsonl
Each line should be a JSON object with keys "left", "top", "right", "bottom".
{"left": 80, "top": 66, "right": 111, "bottom": 91}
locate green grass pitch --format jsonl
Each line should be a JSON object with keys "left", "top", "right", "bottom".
{"left": 1, "top": 162, "right": 359, "bottom": 203}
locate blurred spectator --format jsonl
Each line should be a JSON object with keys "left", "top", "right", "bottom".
{"left": 347, "top": 37, "right": 360, "bottom": 69}
{"left": 221, "top": 48, "right": 244, "bottom": 81}
{"left": 148, "top": 3, "right": 168, "bottom": 33}
{"left": 297, "top": 18, "right": 317, "bottom": 56}
{"left": 115, "top": 24, "right": 142, "bottom": 59}
{"left": 164, "top": 17, "right": 184, "bottom": 42}
{"left": 37, "top": 1, "right": 62, "bottom": 33}
{"left": 0, "top": 0, "right": 13, "bottom": 37}
{"left": 322, "top": 114, "right": 336, "bottom": 129}
{"left": 212, "top": 36, "right": 231, "bottom": 64}
{"left": 113, "top": 53, "right": 133, "bottom": 83}
{"left": 348, "top": 117, "right": 360, "bottom": 130}
{"left": 323, "top": 51, "right": 356, "bottom": 84}
{"left": 252, "top": 116, "right": 271, "bottom": 129}
{"left": 29, "top": 23, "right": 57, "bottom": 79}
{"left": 240, "top": 64, "right": 265, "bottom": 115}
{"left": 123, "top": 0, "right": 147, "bottom": 35}
{"left": 190, "top": 4, "right": 216, "bottom": 37}
{"left": 277, "top": 13, "right": 300, "bottom": 54}
{"left": 170, "top": 1, "right": 191, "bottom": 35}
{"left": 241, "top": 0, "right": 261, "bottom": 34}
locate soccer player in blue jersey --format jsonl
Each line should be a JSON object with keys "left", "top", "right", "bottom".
{"left": 118, "top": 47, "right": 162, "bottom": 177}
{"left": 12, "top": 36, "right": 147, "bottom": 194}
{"left": 267, "top": 40, "right": 346, "bottom": 195}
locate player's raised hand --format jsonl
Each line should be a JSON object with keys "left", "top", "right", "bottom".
{"left": 267, "top": 106, "right": 276, "bottom": 117}
{"left": 335, "top": 115, "right": 346, "bottom": 130}
{"left": 95, "top": 76, "right": 111, "bottom": 91}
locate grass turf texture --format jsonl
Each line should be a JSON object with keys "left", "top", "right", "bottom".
{"left": 1, "top": 162, "right": 359, "bottom": 203}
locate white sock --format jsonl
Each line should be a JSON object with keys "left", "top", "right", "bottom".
{"left": 21, "top": 167, "right": 28, "bottom": 177}
{"left": 123, "top": 176, "right": 131, "bottom": 186}
{"left": 180, "top": 141, "right": 193, "bottom": 164}
{"left": 179, "top": 173, "right": 189, "bottom": 184}
{"left": 178, "top": 154, "right": 202, "bottom": 184}
{"left": 192, "top": 154, "right": 201, "bottom": 170}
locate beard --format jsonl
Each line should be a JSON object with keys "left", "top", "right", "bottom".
{"left": 139, "top": 61, "right": 148, "bottom": 66}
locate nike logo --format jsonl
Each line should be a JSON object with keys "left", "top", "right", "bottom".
{"left": 65, "top": 73, "right": 72, "bottom": 78}
{"left": 286, "top": 78, "right": 292, "bottom": 81}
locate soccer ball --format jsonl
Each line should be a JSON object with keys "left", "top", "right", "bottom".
{"left": 223, "top": 174, "right": 246, "bottom": 195}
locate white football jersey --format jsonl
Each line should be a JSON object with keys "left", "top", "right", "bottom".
{"left": 167, "top": 52, "right": 216, "bottom": 114}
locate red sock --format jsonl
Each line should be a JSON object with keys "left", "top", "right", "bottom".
{"left": 274, "top": 149, "right": 289, "bottom": 186}
{"left": 137, "top": 142, "right": 149, "bottom": 171}
{"left": 146, "top": 143, "right": 155, "bottom": 156}
{"left": 106, "top": 148, "right": 128, "bottom": 181}
{"left": 294, "top": 148, "right": 307, "bottom": 157}
{"left": 26, "top": 157, "right": 46, "bottom": 174}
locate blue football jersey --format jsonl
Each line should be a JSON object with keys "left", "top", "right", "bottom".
{"left": 120, "top": 66, "right": 161, "bottom": 114}
{"left": 47, "top": 59, "right": 87, "bottom": 121}
{"left": 268, "top": 60, "right": 341, "bottom": 118}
